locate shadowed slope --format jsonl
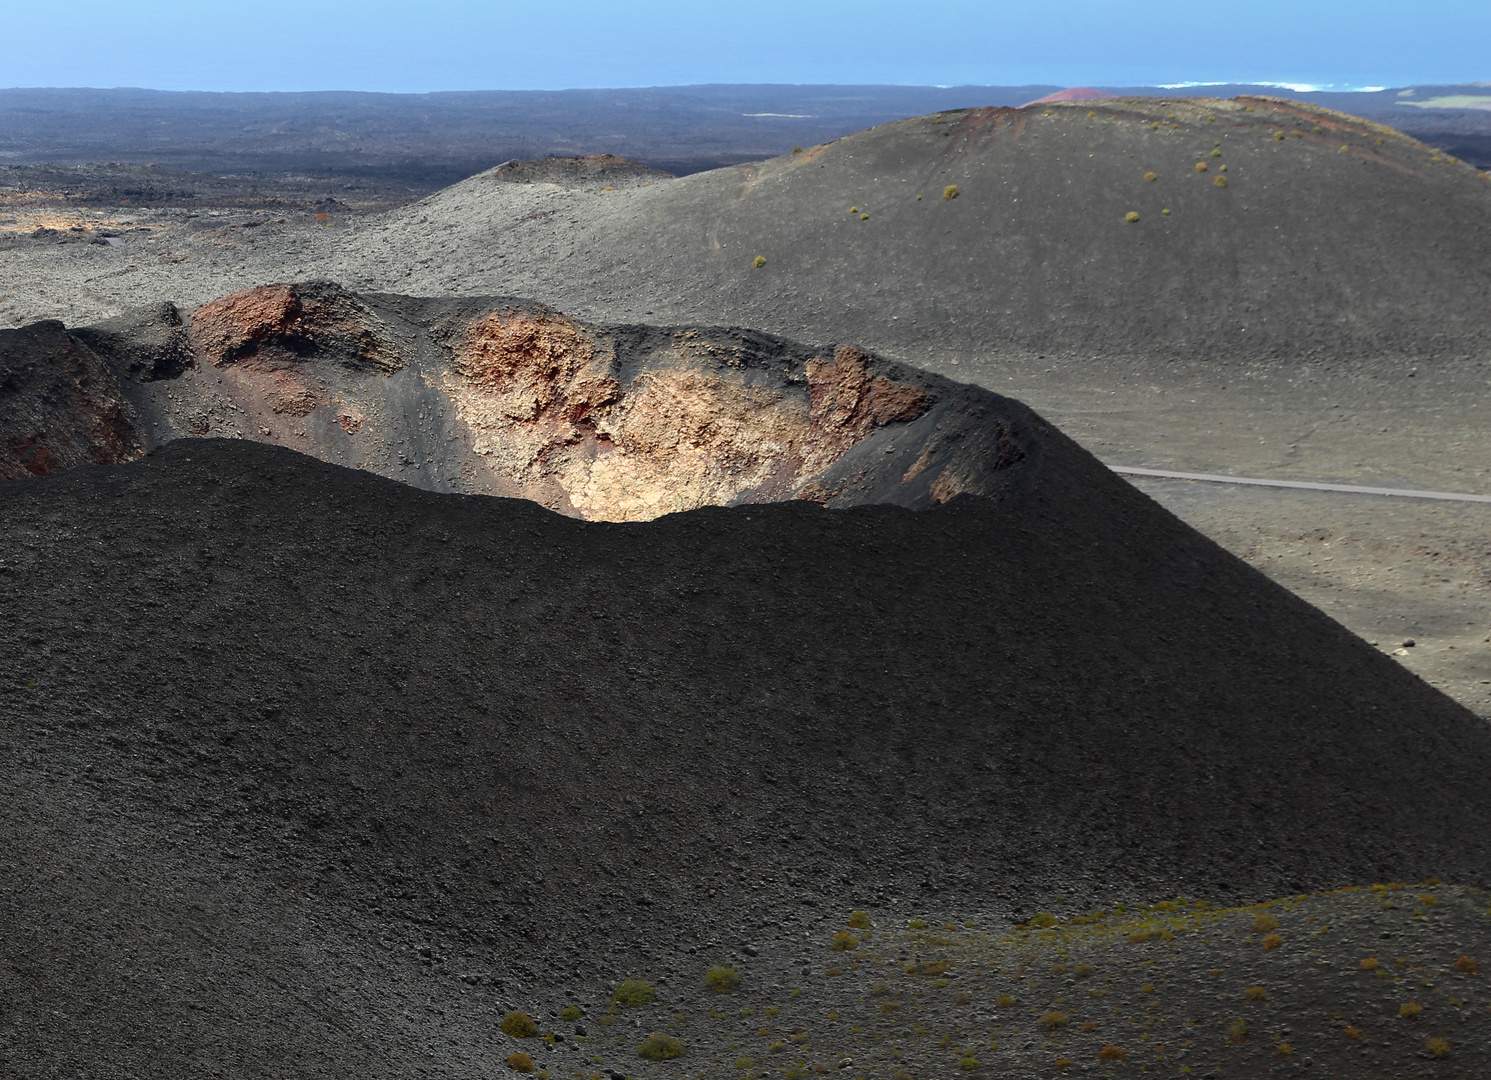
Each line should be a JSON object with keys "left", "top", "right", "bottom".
{"left": 3, "top": 432, "right": 1491, "bottom": 1075}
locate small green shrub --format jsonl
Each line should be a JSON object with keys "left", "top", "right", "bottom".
{"left": 1038, "top": 1011, "right": 1068, "bottom": 1031}
{"left": 1399, "top": 1000, "right": 1424, "bottom": 1019}
{"left": 1244, "top": 985, "right": 1267, "bottom": 1002}
{"left": 613, "top": 979, "right": 656, "bottom": 1008}
{"left": 507, "top": 1052, "right": 536, "bottom": 1072}
{"left": 1210, "top": 149, "right": 1222, "bottom": 157}
{"left": 1274, "top": 130, "right": 1285, "bottom": 141}
{"left": 994, "top": 994, "right": 1017, "bottom": 1008}
{"left": 751, "top": 255, "right": 766, "bottom": 269}
{"left": 849, "top": 206, "right": 859, "bottom": 213}
{"left": 847, "top": 910, "right": 871, "bottom": 929}
{"left": 1253, "top": 913, "right": 1280, "bottom": 933}
{"left": 706, "top": 966, "right": 741, "bottom": 994}
{"left": 1144, "top": 171, "right": 1157, "bottom": 182}
{"left": 1074, "top": 964, "right": 1096, "bottom": 979}
{"left": 1275, "top": 1041, "right": 1294, "bottom": 1058}
{"left": 1226, "top": 1018, "right": 1248, "bottom": 1043}
{"left": 1426, "top": 1036, "right": 1450, "bottom": 1058}
{"left": 859, "top": 213, "right": 869, "bottom": 220}
{"left": 958, "top": 1056, "right": 979, "bottom": 1070}
{"left": 1195, "top": 162, "right": 1208, "bottom": 173}
{"left": 831, "top": 932, "right": 859, "bottom": 952}
{"left": 734, "top": 1057, "right": 754, "bottom": 1070}
{"left": 907, "top": 918, "right": 927, "bottom": 930}
{"left": 1262, "top": 934, "right": 1282, "bottom": 950}
{"left": 1124, "top": 211, "right": 1140, "bottom": 223}
{"left": 1030, "top": 912, "right": 1058, "bottom": 927}
{"left": 1161, "top": 208, "right": 1171, "bottom": 215}
{"left": 1213, "top": 176, "right": 1228, "bottom": 188}
{"left": 942, "top": 185, "right": 959, "bottom": 200}
{"left": 502, "top": 1011, "right": 539, "bottom": 1038}
{"left": 1096, "top": 1045, "right": 1126, "bottom": 1061}
{"left": 560, "top": 1005, "right": 582, "bottom": 1022}
{"left": 792, "top": 146, "right": 803, "bottom": 154}
{"left": 638, "top": 1034, "right": 685, "bottom": 1060}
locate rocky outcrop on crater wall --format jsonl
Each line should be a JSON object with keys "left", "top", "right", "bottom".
{"left": 0, "top": 282, "right": 1042, "bottom": 519}
{"left": 0, "top": 318, "right": 142, "bottom": 479}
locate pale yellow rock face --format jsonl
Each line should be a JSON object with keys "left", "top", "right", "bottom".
{"left": 444, "top": 312, "right": 934, "bottom": 521}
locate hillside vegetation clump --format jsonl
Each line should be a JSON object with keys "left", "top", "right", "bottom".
{"left": 638, "top": 1033, "right": 685, "bottom": 1060}
{"left": 501, "top": 1011, "right": 539, "bottom": 1038}
{"left": 613, "top": 979, "right": 656, "bottom": 1007}
{"left": 706, "top": 966, "right": 741, "bottom": 993}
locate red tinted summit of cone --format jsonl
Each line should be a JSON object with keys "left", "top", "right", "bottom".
{"left": 1022, "top": 87, "right": 1120, "bottom": 107}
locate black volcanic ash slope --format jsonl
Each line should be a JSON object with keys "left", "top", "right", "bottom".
{"left": 4, "top": 428, "right": 1491, "bottom": 1076}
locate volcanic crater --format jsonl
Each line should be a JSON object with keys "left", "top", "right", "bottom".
{"left": 2, "top": 281, "right": 1042, "bottom": 520}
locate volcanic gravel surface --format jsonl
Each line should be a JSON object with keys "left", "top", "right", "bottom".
{"left": 4, "top": 434, "right": 1491, "bottom": 1078}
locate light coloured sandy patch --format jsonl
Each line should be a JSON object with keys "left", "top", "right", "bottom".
{"left": 569, "top": 367, "right": 814, "bottom": 520}
{"left": 0, "top": 210, "right": 166, "bottom": 235}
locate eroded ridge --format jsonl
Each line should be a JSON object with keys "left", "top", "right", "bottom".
{"left": 1, "top": 282, "right": 1042, "bottom": 519}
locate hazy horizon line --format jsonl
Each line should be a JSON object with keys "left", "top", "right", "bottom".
{"left": 3, "top": 79, "right": 1480, "bottom": 97}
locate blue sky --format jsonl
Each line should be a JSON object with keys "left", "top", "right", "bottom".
{"left": 7, "top": 0, "right": 1487, "bottom": 93}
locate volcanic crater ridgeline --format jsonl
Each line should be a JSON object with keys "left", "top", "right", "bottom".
{"left": 0, "top": 283, "right": 1041, "bottom": 519}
